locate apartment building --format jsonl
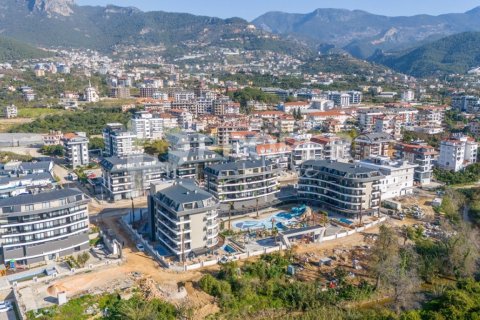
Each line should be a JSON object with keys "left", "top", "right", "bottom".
{"left": 251, "top": 142, "right": 292, "bottom": 169}
{"left": 297, "top": 160, "right": 383, "bottom": 216}
{"left": 217, "top": 123, "right": 250, "bottom": 146}
{"left": 438, "top": 134, "right": 478, "bottom": 172}
{"left": 286, "top": 140, "right": 325, "bottom": 169}
{"left": 149, "top": 180, "right": 219, "bottom": 260}
{"left": 204, "top": 159, "right": 280, "bottom": 204}
{"left": 0, "top": 188, "right": 90, "bottom": 266}
{"left": 167, "top": 149, "right": 224, "bottom": 181}
{"left": 131, "top": 111, "right": 166, "bottom": 140}
{"left": 166, "top": 132, "right": 213, "bottom": 151}
{"left": 278, "top": 101, "right": 311, "bottom": 113}
{"left": 43, "top": 130, "right": 63, "bottom": 146}
{"left": 353, "top": 133, "right": 393, "bottom": 160}
{"left": 62, "top": 132, "right": 89, "bottom": 168}
{"left": 100, "top": 154, "right": 166, "bottom": 201}
{"left": 358, "top": 107, "right": 418, "bottom": 131}
{"left": 276, "top": 115, "right": 295, "bottom": 133}
{"left": 395, "top": 141, "right": 437, "bottom": 185}
{"left": 359, "top": 156, "right": 417, "bottom": 199}
{"left": 1, "top": 105, "right": 17, "bottom": 118}
{"left": 310, "top": 134, "right": 351, "bottom": 161}
{"left": 451, "top": 94, "right": 480, "bottom": 112}
{"left": 103, "top": 123, "right": 143, "bottom": 157}
{"left": 417, "top": 107, "right": 445, "bottom": 127}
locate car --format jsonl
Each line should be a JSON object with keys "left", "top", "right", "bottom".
{"left": 136, "top": 243, "right": 144, "bottom": 251}
{"left": 95, "top": 244, "right": 104, "bottom": 250}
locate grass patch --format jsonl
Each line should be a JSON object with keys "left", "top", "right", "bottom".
{"left": 17, "top": 108, "right": 64, "bottom": 118}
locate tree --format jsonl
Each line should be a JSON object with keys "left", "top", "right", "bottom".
{"left": 144, "top": 139, "right": 169, "bottom": 157}
{"left": 369, "top": 225, "right": 400, "bottom": 289}
{"left": 76, "top": 252, "right": 90, "bottom": 267}
{"left": 88, "top": 137, "right": 105, "bottom": 150}
{"left": 40, "top": 145, "right": 64, "bottom": 157}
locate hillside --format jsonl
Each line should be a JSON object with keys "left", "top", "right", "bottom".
{"left": 0, "top": 37, "right": 50, "bottom": 62}
{"left": 371, "top": 32, "right": 480, "bottom": 77}
{"left": 302, "top": 54, "right": 390, "bottom": 75}
{"left": 0, "top": 0, "right": 310, "bottom": 58}
{"left": 253, "top": 7, "right": 480, "bottom": 59}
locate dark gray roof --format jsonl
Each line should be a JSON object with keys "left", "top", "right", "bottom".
{"left": 301, "top": 160, "right": 384, "bottom": 181}
{"left": 302, "top": 160, "right": 377, "bottom": 174}
{"left": 0, "top": 188, "right": 84, "bottom": 207}
{"left": 0, "top": 172, "right": 54, "bottom": 185}
{"left": 206, "top": 159, "right": 273, "bottom": 173}
{"left": 355, "top": 132, "right": 393, "bottom": 142}
{"left": 154, "top": 180, "right": 217, "bottom": 213}
{"left": 168, "top": 149, "right": 224, "bottom": 165}
{"left": 19, "top": 161, "right": 52, "bottom": 171}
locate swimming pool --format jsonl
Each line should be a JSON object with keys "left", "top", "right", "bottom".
{"left": 338, "top": 218, "right": 353, "bottom": 225}
{"left": 233, "top": 205, "right": 307, "bottom": 231}
{"left": 223, "top": 244, "right": 237, "bottom": 254}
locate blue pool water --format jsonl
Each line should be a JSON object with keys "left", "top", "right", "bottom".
{"left": 339, "top": 218, "right": 353, "bottom": 225}
{"left": 223, "top": 245, "right": 237, "bottom": 254}
{"left": 233, "top": 205, "right": 307, "bottom": 231}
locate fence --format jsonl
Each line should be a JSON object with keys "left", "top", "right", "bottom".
{"left": 120, "top": 213, "right": 387, "bottom": 273}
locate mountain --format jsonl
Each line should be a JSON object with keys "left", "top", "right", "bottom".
{"left": 253, "top": 7, "right": 480, "bottom": 59}
{"left": 370, "top": 32, "right": 480, "bottom": 77}
{"left": 0, "top": 0, "right": 310, "bottom": 58}
{"left": 0, "top": 37, "right": 51, "bottom": 62}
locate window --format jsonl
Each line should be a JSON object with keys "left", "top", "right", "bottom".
{"left": 24, "top": 204, "right": 34, "bottom": 211}
{"left": 42, "top": 202, "right": 50, "bottom": 209}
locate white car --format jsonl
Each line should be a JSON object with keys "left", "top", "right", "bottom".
{"left": 136, "top": 243, "right": 144, "bottom": 252}
{"left": 0, "top": 301, "right": 12, "bottom": 313}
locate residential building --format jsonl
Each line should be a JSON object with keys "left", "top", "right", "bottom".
{"left": 359, "top": 156, "right": 417, "bottom": 199}
{"left": 149, "top": 180, "right": 219, "bottom": 260}
{"left": 167, "top": 150, "right": 224, "bottom": 180}
{"left": 0, "top": 188, "right": 90, "bottom": 266}
{"left": 100, "top": 154, "right": 166, "bottom": 201}
{"left": 217, "top": 123, "right": 250, "bottom": 146}
{"left": 205, "top": 159, "right": 280, "bottom": 204}
{"left": 310, "top": 134, "right": 351, "bottom": 161}
{"left": 131, "top": 111, "right": 165, "bottom": 140}
{"left": 43, "top": 130, "right": 63, "bottom": 146}
{"left": 451, "top": 94, "right": 480, "bottom": 112}
{"left": 103, "top": 123, "right": 143, "bottom": 157}
{"left": 1, "top": 105, "right": 17, "bottom": 118}
{"left": 251, "top": 142, "right": 292, "bottom": 169}
{"left": 166, "top": 133, "right": 213, "bottom": 151}
{"left": 278, "top": 101, "right": 311, "bottom": 113}
{"left": 110, "top": 87, "right": 130, "bottom": 99}
{"left": 286, "top": 140, "right": 325, "bottom": 169}
{"left": 328, "top": 92, "right": 351, "bottom": 107}
{"left": 62, "top": 132, "right": 89, "bottom": 168}
{"left": 276, "top": 115, "right": 295, "bottom": 133}
{"left": 84, "top": 83, "right": 99, "bottom": 102}
{"left": 395, "top": 141, "right": 437, "bottom": 185}
{"left": 358, "top": 107, "right": 418, "bottom": 131}
{"left": 438, "top": 134, "right": 478, "bottom": 172}
{"left": 297, "top": 160, "right": 383, "bottom": 216}
{"left": 353, "top": 133, "right": 393, "bottom": 160}
{"left": 417, "top": 106, "right": 445, "bottom": 127}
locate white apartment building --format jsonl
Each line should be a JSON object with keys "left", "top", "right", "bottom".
{"left": 360, "top": 156, "right": 417, "bottom": 200}
{"left": 149, "top": 180, "right": 219, "bottom": 260}
{"left": 131, "top": 111, "right": 164, "bottom": 140}
{"left": 1, "top": 105, "right": 17, "bottom": 118}
{"left": 62, "top": 132, "right": 89, "bottom": 168}
{"left": 438, "top": 134, "right": 478, "bottom": 172}
{"left": 84, "top": 83, "right": 99, "bottom": 102}
{"left": 103, "top": 123, "right": 143, "bottom": 157}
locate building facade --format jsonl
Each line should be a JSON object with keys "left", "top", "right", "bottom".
{"left": 395, "top": 141, "right": 437, "bottom": 185}
{"left": 438, "top": 134, "right": 478, "bottom": 172}
{"left": 205, "top": 159, "right": 280, "bottom": 204}
{"left": 353, "top": 133, "right": 393, "bottom": 160}
{"left": 149, "top": 180, "right": 219, "bottom": 260}
{"left": 62, "top": 132, "right": 89, "bottom": 168}
{"left": 0, "top": 188, "right": 90, "bottom": 266}
{"left": 100, "top": 154, "right": 166, "bottom": 201}
{"left": 103, "top": 123, "right": 143, "bottom": 157}
{"left": 297, "top": 160, "right": 383, "bottom": 216}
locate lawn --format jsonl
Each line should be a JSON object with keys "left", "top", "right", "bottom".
{"left": 17, "top": 108, "right": 64, "bottom": 118}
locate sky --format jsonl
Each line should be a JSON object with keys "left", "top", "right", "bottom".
{"left": 76, "top": 0, "right": 480, "bottom": 21}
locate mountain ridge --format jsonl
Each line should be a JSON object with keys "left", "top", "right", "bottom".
{"left": 252, "top": 7, "right": 480, "bottom": 59}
